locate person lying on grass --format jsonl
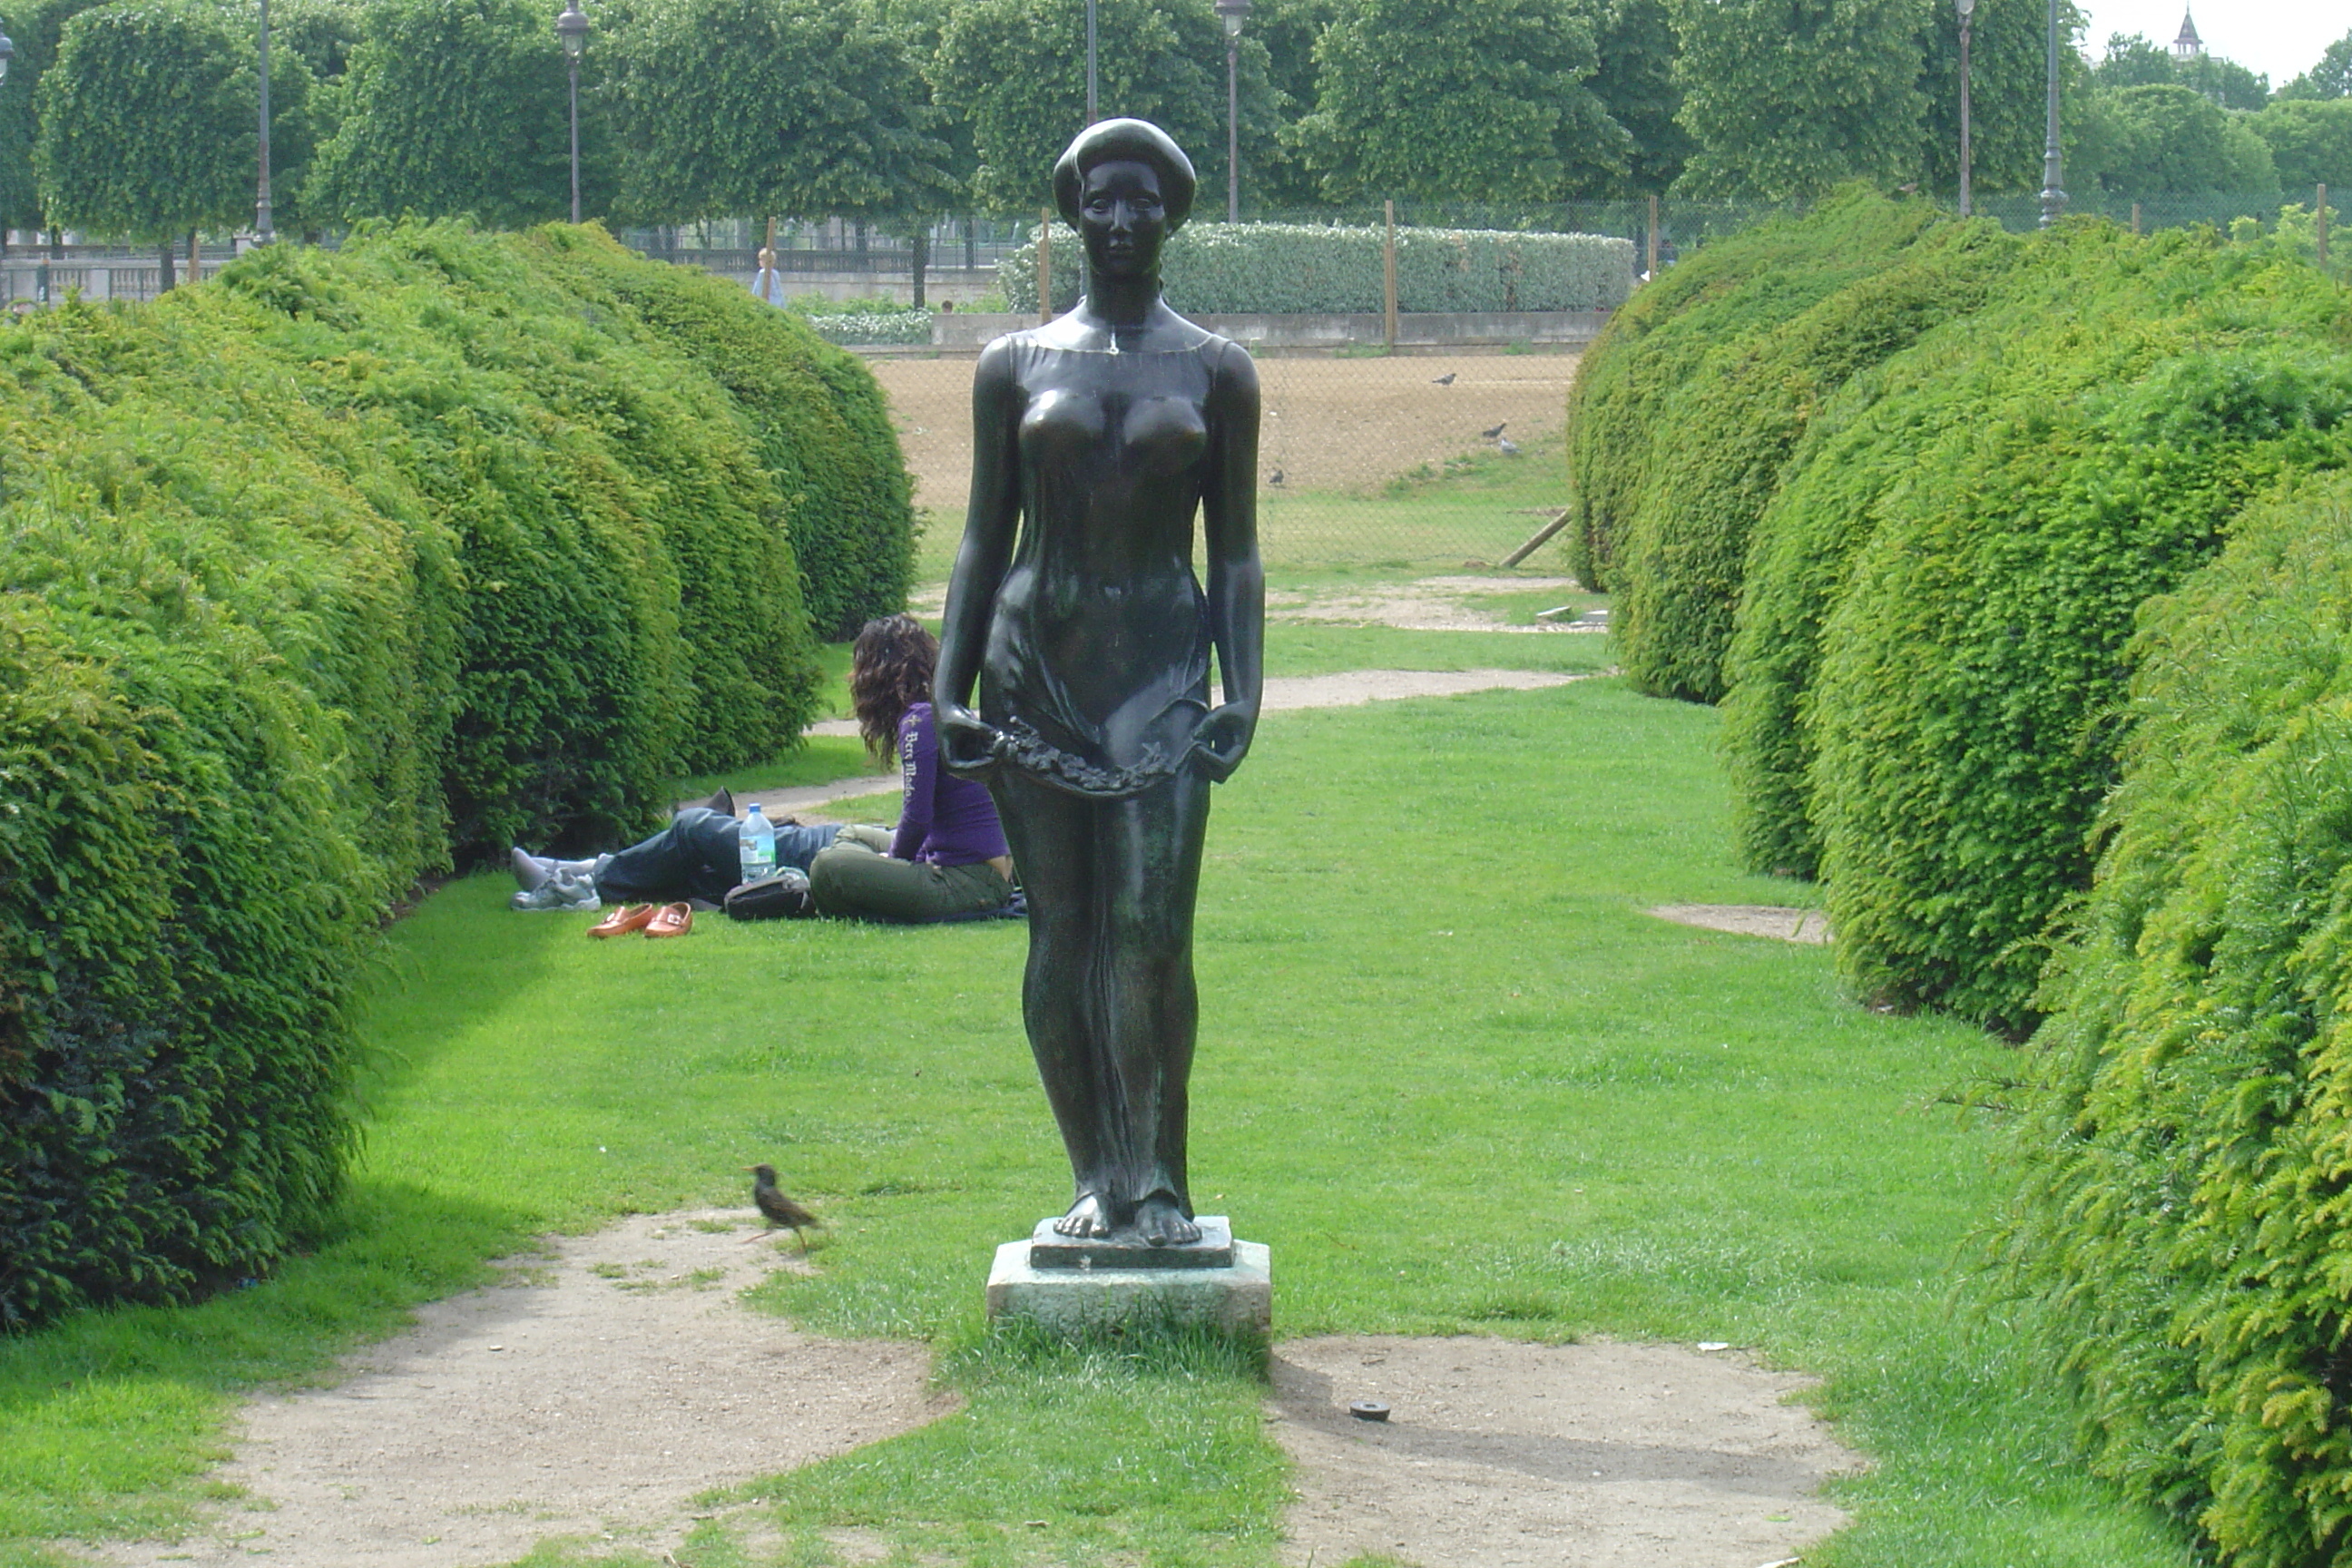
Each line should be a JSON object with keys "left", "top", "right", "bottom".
{"left": 508, "top": 616, "right": 1015, "bottom": 926}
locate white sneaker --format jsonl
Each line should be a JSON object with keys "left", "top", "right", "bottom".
{"left": 509, "top": 869, "right": 600, "bottom": 912}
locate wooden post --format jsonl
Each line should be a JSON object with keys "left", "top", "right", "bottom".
{"left": 2319, "top": 184, "right": 2330, "bottom": 270}
{"left": 2131, "top": 202, "right": 2142, "bottom": 237}
{"left": 1646, "top": 193, "right": 1660, "bottom": 279}
{"left": 1038, "top": 208, "right": 1054, "bottom": 324}
{"left": 1382, "top": 199, "right": 1398, "bottom": 348}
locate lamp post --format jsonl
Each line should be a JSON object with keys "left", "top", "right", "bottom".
{"left": 556, "top": 0, "right": 589, "bottom": 224}
{"left": 1086, "top": 0, "right": 1097, "bottom": 122}
{"left": 255, "top": 0, "right": 275, "bottom": 243}
{"left": 2037, "top": 0, "right": 2064, "bottom": 228}
{"left": 1955, "top": 0, "right": 1973, "bottom": 218}
{"left": 1213, "top": 0, "right": 1249, "bottom": 222}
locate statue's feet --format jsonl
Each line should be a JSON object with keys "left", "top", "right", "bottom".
{"left": 1054, "top": 1192, "right": 1118, "bottom": 1238}
{"left": 1134, "top": 1192, "right": 1200, "bottom": 1248}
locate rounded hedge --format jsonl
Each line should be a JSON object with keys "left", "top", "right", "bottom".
{"left": 1610, "top": 216, "right": 2025, "bottom": 702}
{"left": 1800, "top": 229, "right": 2352, "bottom": 1032}
{"left": 0, "top": 222, "right": 913, "bottom": 1328}
{"left": 1561, "top": 188, "right": 1947, "bottom": 594}
{"left": 1997, "top": 473, "right": 2352, "bottom": 1567}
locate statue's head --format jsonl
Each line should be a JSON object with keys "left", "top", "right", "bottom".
{"left": 1054, "top": 119, "right": 1195, "bottom": 280}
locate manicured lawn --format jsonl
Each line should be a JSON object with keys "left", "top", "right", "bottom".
{"left": 0, "top": 629, "right": 2197, "bottom": 1566}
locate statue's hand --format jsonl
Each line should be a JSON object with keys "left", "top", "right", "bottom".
{"left": 936, "top": 702, "right": 1003, "bottom": 778}
{"left": 1189, "top": 701, "right": 1258, "bottom": 783}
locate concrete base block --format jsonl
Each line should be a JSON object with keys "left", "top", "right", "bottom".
{"left": 986, "top": 1229, "right": 1271, "bottom": 1338}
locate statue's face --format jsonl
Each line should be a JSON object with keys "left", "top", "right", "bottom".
{"left": 1079, "top": 160, "right": 1166, "bottom": 279}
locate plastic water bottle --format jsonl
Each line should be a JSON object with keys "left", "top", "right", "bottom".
{"left": 740, "top": 801, "right": 776, "bottom": 884}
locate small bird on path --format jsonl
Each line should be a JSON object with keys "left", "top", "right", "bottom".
{"left": 1481, "top": 421, "right": 1507, "bottom": 439}
{"left": 1431, "top": 371, "right": 1457, "bottom": 386}
{"left": 1268, "top": 467, "right": 1285, "bottom": 486}
{"left": 1496, "top": 436, "right": 1521, "bottom": 456}
{"left": 745, "top": 1163, "right": 822, "bottom": 1250}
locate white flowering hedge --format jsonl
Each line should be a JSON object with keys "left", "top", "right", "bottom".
{"left": 1000, "top": 221, "right": 1635, "bottom": 315}
{"left": 797, "top": 309, "right": 934, "bottom": 346}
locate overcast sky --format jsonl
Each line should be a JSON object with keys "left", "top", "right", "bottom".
{"left": 2069, "top": 0, "right": 2345, "bottom": 90}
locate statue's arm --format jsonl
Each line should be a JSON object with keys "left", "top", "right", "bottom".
{"left": 1194, "top": 339, "right": 1265, "bottom": 782}
{"left": 935, "top": 339, "right": 1022, "bottom": 770}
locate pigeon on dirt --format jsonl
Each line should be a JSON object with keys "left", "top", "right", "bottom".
{"left": 1481, "top": 421, "right": 1507, "bottom": 439}
{"left": 1431, "top": 372, "right": 1456, "bottom": 386}
{"left": 1268, "top": 467, "right": 1285, "bottom": 486}
{"left": 746, "top": 1164, "right": 822, "bottom": 1250}
{"left": 1496, "top": 436, "right": 1521, "bottom": 456}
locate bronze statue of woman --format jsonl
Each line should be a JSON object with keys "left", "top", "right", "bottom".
{"left": 935, "top": 119, "right": 1263, "bottom": 1249}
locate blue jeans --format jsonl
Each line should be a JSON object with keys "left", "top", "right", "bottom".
{"left": 596, "top": 808, "right": 838, "bottom": 906}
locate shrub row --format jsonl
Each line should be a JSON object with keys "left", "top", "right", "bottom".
{"left": 1755, "top": 230, "right": 2349, "bottom": 1031}
{"left": 1995, "top": 474, "right": 2352, "bottom": 1567}
{"left": 1609, "top": 211, "right": 2029, "bottom": 701}
{"left": 997, "top": 220, "right": 1635, "bottom": 317}
{"left": 0, "top": 222, "right": 912, "bottom": 1329}
{"left": 798, "top": 309, "right": 935, "bottom": 348}
{"left": 1561, "top": 189, "right": 1954, "bottom": 597}
{"left": 1565, "top": 199, "right": 2352, "bottom": 1565}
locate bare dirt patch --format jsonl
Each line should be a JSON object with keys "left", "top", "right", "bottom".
{"left": 1650, "top": 906, "right": 1833, "bottom": 946}
{"left": 1271, "top": 1336, "right": 1857, "bottom": 1567}
{"left": 1270, "top": 574, "right": 1593, "bottom": 634}
{"left": 867, "top": 352, "right": 1582, "bottom": 511}
{"left": 91, "top": 1213, "right": 948, "bottom": 1568}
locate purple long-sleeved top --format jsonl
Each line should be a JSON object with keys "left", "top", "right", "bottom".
{"left": 891, "top": 702, "right": 1010, "bottom": 867}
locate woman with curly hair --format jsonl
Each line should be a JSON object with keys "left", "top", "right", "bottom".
{"left": 808, "top": 614, "right": 1014, "bottom": 923}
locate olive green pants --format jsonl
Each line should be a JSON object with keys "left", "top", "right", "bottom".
{"left": 808, "top": 833, "right": 1013, "bottom": 923}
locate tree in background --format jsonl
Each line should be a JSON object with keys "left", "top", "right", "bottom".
{"left": 2092, "top": 30, "right": 2266, "bottom": 110}
{"left": 1590, "top": 0, "right": 1688, "bottom": 193}
{"left": 0, "top": 0, "right": 108, "bottom": 247}
{"left": 1917, "top": 0, "right": 2082, "bottom": 198}
{"left": 2250, "top": 98, "right": 2352, "bottom": 191}
{"left": 0, "top": 5, "right": 34, "bottom": 243}
{"left": 2073, "top": 82, "right": 2278, "bottom": 193}
{"left": 1289, "top": 0, "right": 1626, "bottom": 202}
{"left": 2278, "top": 30, "right": 2352, "bottom": 101}
{"left": 1670, "top": 0, "right": 1929, "bottom": 200}
{"left": 1236, "top": 0, "right": 1331, "bottom": 208}
{"left": 34, "top": 0, "right": 298, "bottom": 282}
{"left": 305, "top": 0, "right": 591, "bottom": 226}
{"left": 607, "top": 0, "right": 954, "bottom": 225}
{"left": 931, "top": 0, "right": 1275, "bottom": 214}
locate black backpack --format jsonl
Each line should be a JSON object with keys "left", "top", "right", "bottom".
{"left": 723, "top": 867, "right": 815, "bottom": 920}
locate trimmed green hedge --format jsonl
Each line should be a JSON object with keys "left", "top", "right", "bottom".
{"left": 1794, "top": 230, "right": 2352, "bottom": 1032}
{"left": 0, "top": 222, "right": 910, "bottom": 1328}
{"left": 1997, "top": 473, "right": 2352, "bottom": 1567}
{"left": 999, "top": 220, "right": 1635, "bottom": 317}
{"left": 547, "top": 238, "right": 920, "bottom": 642}
{"left": 1610, "top": 216, "right": 2025, "bottom": 701}
{"left": 1561, "top": 188, "right": 1946, "bottom": 594}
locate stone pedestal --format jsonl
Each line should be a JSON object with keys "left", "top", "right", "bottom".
{"left": 985, "top": 1216, "right": 1271, "bottom": 1338}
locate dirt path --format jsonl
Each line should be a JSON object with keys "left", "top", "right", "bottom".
{"left": 1272, "top": 1337, "right": 1855, "bottom": 1567}
{"left": 93, "top": 1215, "right": 947, "bottom": 1568}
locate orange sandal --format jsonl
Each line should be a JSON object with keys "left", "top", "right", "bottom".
{"left": 587, "top": 903, "right": 656, "bottom": 938}
{"left": 644, "top": 902, "right": 693, "bottom": 938}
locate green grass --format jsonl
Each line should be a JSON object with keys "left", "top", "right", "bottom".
{"left": 0, "top": 628, "right": 2197, "bottom": 1566}
{"left": 1259, "top": 443, "right": 1571, "bottom": 573}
